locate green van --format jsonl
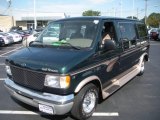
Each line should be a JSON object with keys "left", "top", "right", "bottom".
{"left": 4, "top": 17, "right": 149, "bottom": 120}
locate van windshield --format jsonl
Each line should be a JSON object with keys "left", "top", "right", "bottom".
{"left": 31, "top": 20, "right": 99, "bottom": 49}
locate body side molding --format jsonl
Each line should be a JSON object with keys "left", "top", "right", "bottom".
{"left": 101, "top": 52, "right": 149, "bottom": 99}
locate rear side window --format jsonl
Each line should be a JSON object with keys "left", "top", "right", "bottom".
{"left": 137, "top": 24, "right": 147, "bottom": 38}
{"left": 119, "top": 22, "right": 136, "bottom": 41}
{"left": 119, "top": 22, "right": 137, "bottom": 49}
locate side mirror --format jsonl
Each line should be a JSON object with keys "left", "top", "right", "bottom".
{"left": 103, "top": 39, "right": 116, "bottom": 51}
{"left": 122, "top": 38, "right": 136, "bottom": 49}
{"left": 122, "top": 38, "right": 129, "bottom": 49}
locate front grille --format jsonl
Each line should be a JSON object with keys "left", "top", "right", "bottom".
{"left": 10, "top": 65, "right": 46, "bottom": 91}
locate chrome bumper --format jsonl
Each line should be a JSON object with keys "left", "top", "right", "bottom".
{"left": 4, "top": 78, "right": 74, "bottom": 115}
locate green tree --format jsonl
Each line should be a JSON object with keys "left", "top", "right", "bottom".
{"left": 82, "top": 10, "right": 101, "bottom": 16}
{"left": 140, "top": 17, "right": 145, "bottom": 23}
{"left": 147, "top": 13, "right": 160, "bottom": 28}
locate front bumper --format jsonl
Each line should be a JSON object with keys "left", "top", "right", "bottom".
{"left": 4, "top": 78, "right": 74, "bottom": 115}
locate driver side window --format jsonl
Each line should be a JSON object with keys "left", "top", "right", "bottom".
{"left": 101, "top": 22, "right": 115, "bottom": 45}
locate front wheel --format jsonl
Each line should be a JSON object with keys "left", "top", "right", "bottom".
{"left": 71, "top": 83, "right": 98, "bottom": 120}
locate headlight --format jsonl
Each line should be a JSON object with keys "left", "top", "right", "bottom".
{"left": 44, "top": 75, "right": 70, "bottom": 88}
{"left": 5, "top": 65, "right": 12, "bottom": 75}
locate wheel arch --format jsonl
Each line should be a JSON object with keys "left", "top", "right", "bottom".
{"left": 140, "top": 52, "right": 149, "bottom": 63}
{"left": 144, "top": 54, "right": 149, "bottom": 62}
{"left": 74, "top": 76, "right": 102, "bottom": 99}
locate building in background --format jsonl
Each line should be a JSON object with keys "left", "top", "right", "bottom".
{"left": 0, "top": 15, "right": 14, "bottom": 32}
{"left": 0, "top": 12, "right": 66, "bottom": 32}
{"left": 15, "top": 12, "right": 67, "bottom": 30}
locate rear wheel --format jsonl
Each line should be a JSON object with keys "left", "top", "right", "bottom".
{"left": 71, "top": 83, "right": 98, "bottom": 120}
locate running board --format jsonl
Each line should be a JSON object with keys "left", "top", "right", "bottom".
{"left": 102, "top": 65, "right": 140, "bottom": 99}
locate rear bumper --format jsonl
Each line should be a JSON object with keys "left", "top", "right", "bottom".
{"left": 4, "top": 79, "right": 74, "bottom": 115}
{"left": 151, "top": 35, "right": 158, "bottom": 40}
{"left": 4, "top": 39, "right": 13, "bottom": 45}
{"left": 14, "top": 38, "right": 22, "bottom": 42}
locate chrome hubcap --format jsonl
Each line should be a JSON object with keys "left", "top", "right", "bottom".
{"left": 82, "top": 91, "right": 96, "bottom": 114}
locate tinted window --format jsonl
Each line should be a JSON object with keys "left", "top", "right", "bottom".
{"left": 137, "top": 24, "right": 147, "bottom": 38}
{"left": 119, "top": 22, "right": 137, "bottom": 49}
{"left": 150, "top": 28, "right": 159, "bottom": 32}
{"left": 119, "top": 22, "right": 136, "bottom": 40}
{"left": 34, "top": 20, "right": 99, "bottom": 48}
{"left": 101, "top": 22, "right": 116, "bottom": 42}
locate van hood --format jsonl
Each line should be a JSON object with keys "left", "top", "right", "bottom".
{"left": 6, "top": 47, "right": 94, "bottom": 74}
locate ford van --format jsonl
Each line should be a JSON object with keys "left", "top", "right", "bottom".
{"left": 4, "top": 17, "right": 149, "bottom": 120}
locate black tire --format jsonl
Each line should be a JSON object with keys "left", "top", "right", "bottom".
{"left": 138, "top": 59, "right": 145, "bottom": 76}
{"left": 71, "top": 83, "right": 98, "bottom": 120}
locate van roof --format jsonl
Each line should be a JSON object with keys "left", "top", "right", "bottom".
{"left": 55, "top": 16, "right": 141, "bottom": 22}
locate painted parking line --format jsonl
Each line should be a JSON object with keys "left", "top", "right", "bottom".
{"left": 0, "top": 51, "right": 8, "bottom": 53}
{"left": 93, "top": 112, "right": 119, "bottom": 116}
{"left": 0, "top": 56, "right": 7, "bottom": 58}
{"left": 0, "top": 46, "right": 22, "bottom": 56}
{"left": 0, "top": 51, "right": 16, "bottom": 54}
{"left": 0, "top": 78, "right": 6, "bottom": 81}
{"left": 0, "top": 111, "right": 38, "bottom": 115}
{"left": 5, "top": 46, "right": 22, "bottom": 49}
{"left": 0, "top": 110, "right": 119, "bottom": 117}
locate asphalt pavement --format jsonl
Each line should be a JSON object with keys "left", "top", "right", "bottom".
{"left": 0, "top": 41, "right": 160, "bottom": 120}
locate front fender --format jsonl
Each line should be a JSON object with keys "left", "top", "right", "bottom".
{"left": 74, "top": 75, "right": 102, "bottom": 93}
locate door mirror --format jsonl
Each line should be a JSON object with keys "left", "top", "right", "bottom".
{"left": 122, "top": 38, "right": 129, "bottom": 49}
{"left": 103, "top": 39, "right": 116, "bottom": 51}
{"left": 122, "top": 38, "right": 136, "bottom": 49}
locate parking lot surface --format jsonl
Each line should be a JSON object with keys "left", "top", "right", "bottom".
{"left": 0, "top": 41, "right": 160, "bottom": 120}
